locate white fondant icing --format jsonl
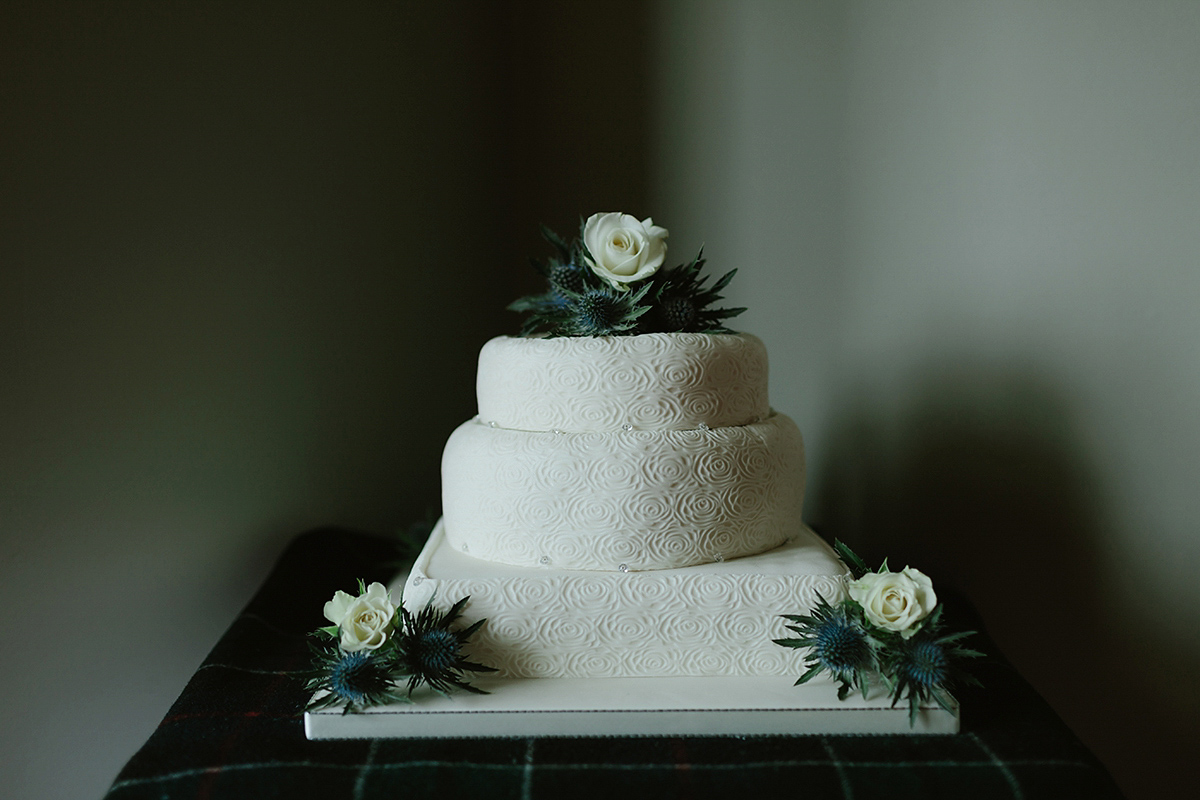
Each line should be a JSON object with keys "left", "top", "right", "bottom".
{"left": 400, "top": 520, "right": 849, "bottom": 679}
{"left": 426, "top": 328, "right": 838, "bottom": 682}
{"left": 441, "top": 413, "right": 806, "bottom": 571}
{"left": 475, "top": 333, "right": 770, "bottom": 432}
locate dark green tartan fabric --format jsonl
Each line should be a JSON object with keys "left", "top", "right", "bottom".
{"left": 105, "top": 528, "right": 1123, "bottom": 799}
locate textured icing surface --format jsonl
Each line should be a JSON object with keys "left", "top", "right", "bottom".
{"left": 441, "top": 413, "right": 806, "bottom": 571}
{"left": 402, "top": 521, "right": 849, "bottom": 678}
{"left": 475, "top": 333, "right": 770, "bottom": 432}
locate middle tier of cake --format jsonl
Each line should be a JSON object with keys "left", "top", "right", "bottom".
{"left": 441, "top": 413, "right": 806, "bottom": 572}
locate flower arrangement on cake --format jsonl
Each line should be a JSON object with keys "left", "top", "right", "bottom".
{"left": 774, "top": 542, "right": 982, "bottom": 725}
{"left": 304, "top": 580, "right": 495, "bottom": 714}
{"left": 509, "top": 212, "right": 745, "bottom": 336}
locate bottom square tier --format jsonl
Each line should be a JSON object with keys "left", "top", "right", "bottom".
{"left": 396, "top": 520, "right": 850, "bottom": 679}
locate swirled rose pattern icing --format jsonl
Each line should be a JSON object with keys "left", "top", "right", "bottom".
{"left": 441, "top": 414, "right": 806, "bottom": 571}
{"left": 475, "top": 333, "right": 770, "bottom": 432}
{"left": 422, "top": 329, "right": 840, "bottom": 677}
{"left": 404, "top": 528, "right": 849, "bottom": 678}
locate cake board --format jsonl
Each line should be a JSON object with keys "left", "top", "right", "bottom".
{"left": 304, "top": 675, "right": 957, "bottom": 739}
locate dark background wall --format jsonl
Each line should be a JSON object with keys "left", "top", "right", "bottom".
{"left": 0, "top": 3, "right": 650, "bottom": 797}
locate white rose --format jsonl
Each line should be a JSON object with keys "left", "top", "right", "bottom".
{"left": 322, "top": 581, "right": 396, "bottom": 652}
{"left": 582, "top": 212, "right": 669, "bottom": 289}
{"left": 848, "top": 567, "right": 937, "bottom": 638}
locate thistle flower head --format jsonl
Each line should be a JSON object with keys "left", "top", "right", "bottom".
{"left": 573, "top": 290, "right": 624, "bottom": 334}
{"left": 548, "top": 262, "right": 586, "bottom": 295}
{"left": 881, "top": 606, "right": 984, "bottom": 724}
{"left": 327, "top": 650, "right": 393, "bottom": 705}
{"left": 814, "top": 615, "right": 872, "bottom": 675}
{"left": 897, "top": 638, "right": 949, "bottom": 690}
{"left": 304, "top": 640, "right": 407, "bottom": 714}
{"left": 658, "top": 295, "right": 698, "bottom": 331}
{"left": 396, "top": 596, "right": 498, "bottom": 697}
{"left": 414, "top": 627, "right": 460, "bottom": 674}
{"left": 775, "top": 594, "right": 875, "bottom": 700}
{"left": 647, "top": 250, "right": 745, "bottom": 333}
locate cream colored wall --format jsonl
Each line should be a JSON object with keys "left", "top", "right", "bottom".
{"left": 652, "top": 2, "right": 1199, "bottom": 798}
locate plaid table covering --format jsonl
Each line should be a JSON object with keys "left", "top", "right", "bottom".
{"left": 105, "top": 528, "right": 1123, "bottom": 799}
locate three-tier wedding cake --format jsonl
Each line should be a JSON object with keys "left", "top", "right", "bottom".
{"left": 399, "top": 213, "right": 849, "bottom": 679}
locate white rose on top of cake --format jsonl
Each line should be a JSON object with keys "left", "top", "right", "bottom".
{"left": 401, "top": 213, "right": 849, "bottom": 679}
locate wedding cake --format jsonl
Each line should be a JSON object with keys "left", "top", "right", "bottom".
{"left": 400, "top": 213, "right": 849, "bottom": 679}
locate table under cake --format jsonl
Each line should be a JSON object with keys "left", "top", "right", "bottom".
{"left": 104, "top": 528, "right": 1124, "bottom": 800}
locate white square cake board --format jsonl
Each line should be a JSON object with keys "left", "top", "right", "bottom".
{"left": 303, "top": 675, "right": 958, "bottom": 739}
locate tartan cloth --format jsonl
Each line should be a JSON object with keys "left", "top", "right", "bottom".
{"left": 105, "top": 528, "right": 1124, "bottom": 800}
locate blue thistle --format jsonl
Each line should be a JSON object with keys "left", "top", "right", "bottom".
{"left": 880, "top": 606, "right": 984, "bottom": 725}
{"left": 414, "top": 628, "right": 460, "bottom": 673}
{"left": 659, "top": 295, "right": 698, "bottom": 331}
{"left": 646, "top": 248, "right": 745, "bottom": 333}
{"left": 327, "top": 651, "right": 392, "bottom": 704}
{"left": 815, "top": 615, "right": 872, "bottom": 676}
{"left": 304, "top": 643, "right": 408, "bottom": 714}
{"left": 548, "top": 262, "right": 586, "bottom": 295}
{"left": 775, "top": 594, "right": 875, "bottom": 701}
{"left": 898, "top": 638, "right": 948, "bottom": 689}
{"left": 549, "top": 280, "right": 654, "bottom": 337}
{"left": 570, "top": 288, "right": 648, "bottom": 335}
{"left": 395, "top": 596, "right": 498, "bottom": 698}
{"left": 574, "top": 290, "right": 622, "bottom": 333}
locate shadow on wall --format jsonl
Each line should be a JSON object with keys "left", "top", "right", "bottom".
{"left": 810, "top": 361, "right": 1195, "bottom": 799}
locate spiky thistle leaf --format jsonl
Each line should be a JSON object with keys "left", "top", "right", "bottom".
{"left": 833, "top": 540, "right": 872, "bottom": 579}
{"left": 645, "top": 248, "right": 745, "bottom": 333}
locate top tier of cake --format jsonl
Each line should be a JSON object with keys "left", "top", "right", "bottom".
{"left": 476, "top": 332, "right": 770, "bottom": 432}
